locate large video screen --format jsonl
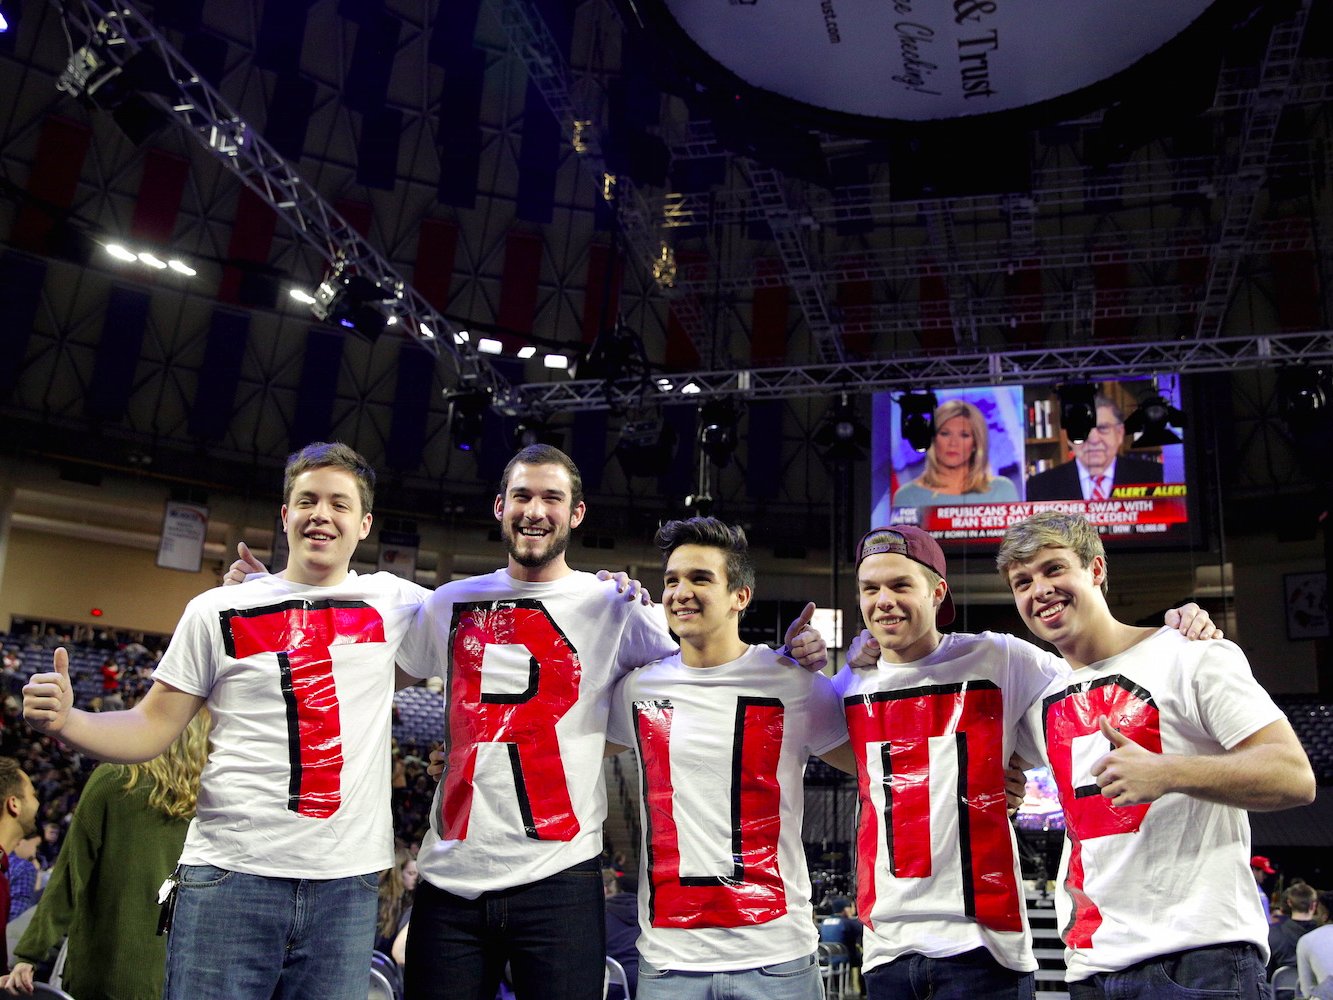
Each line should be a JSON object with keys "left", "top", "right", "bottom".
{"left": 871, "top": 377, "right": 1191, "bottom": 550}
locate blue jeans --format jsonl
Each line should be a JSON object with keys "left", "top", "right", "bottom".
{"left": 637, "top": 953, "right": 823, "bottom": 1000}
{"left": 866, "top": 947, "right": 1035, "bottom": 1000}
{"left": 403, "top": 858, "right": 605, "bottom": 1000}
{"left": 1068, "top": 943, "right": 1272, "bottom": 1000}
{"left": 163, "top": 863, "right": 379, "bottom": 1000}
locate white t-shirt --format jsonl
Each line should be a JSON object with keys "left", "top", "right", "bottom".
{"left": 606, "top": 645, "right": 848, "bottom": 972}
{"left": 397, "top": 569, "right": 678, "bottom": 897}
{"left": 832, "top": 631, "right": 1068, "bottom": 974}
{"left": 154, "top": 571, "right": 427, "bottom": 878}
{"left": 1029, "top": 627, "right": 1284, "bottom": 981}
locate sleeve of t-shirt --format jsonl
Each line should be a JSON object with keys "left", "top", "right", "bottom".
{"left": 806, "top": 671, "right": 850, "bottom": 757}
{"left": 396, "top": 592, "right": 441, "bottom": 680}
{"left": 151, "top": 597, "right": 221, "bottom": 698}
{"left": 616, "top": 599, "right": 678, "bottom": 673}
{"left": 1006, "top": 635, "right": 1071, "bottom": 715}
{"left": 605, "top": 671, "right": 634, "bottom": 748}
{"left": 1187, "top": 640, "right": 1285, "bottom": 750}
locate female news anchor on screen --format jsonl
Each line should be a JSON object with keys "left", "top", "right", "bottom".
{"left": 892, "top": 399, "right": 1019, "bottom": 506}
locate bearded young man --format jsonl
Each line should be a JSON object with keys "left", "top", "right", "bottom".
{"left": 397, "top": 446, "right": 829, "bottom": 1000}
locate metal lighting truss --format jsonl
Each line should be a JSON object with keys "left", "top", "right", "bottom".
{"left": 514, "top": 330, "right": 1333, "bottom": 413}
{"left": 49, "top": 0, "right": 518, "bottom": 403}
{"left": 491, "top": 0, "right": 713, "bottom": 367}
{"left": 1194, "top": 0, "right": 1311, "bottom": 338}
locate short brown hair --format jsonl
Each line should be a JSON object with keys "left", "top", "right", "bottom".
{"left": 283, "top": 442, "right": 375, "bottom": 515}
{"left": 0, "top": 757, "right": 28, "bottom": 806}
{"left": 997, "top": 512, "right": 1108, "bottom": 595}
{"left": 499, "top": 445, "right": 584, "bottom": 509}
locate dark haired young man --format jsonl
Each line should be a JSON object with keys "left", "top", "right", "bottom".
{"left": 24, "top": 442, "right": 426, "bottom": 999}
{"left": 606, "top": 516, "right": 852, "bottom": 1000}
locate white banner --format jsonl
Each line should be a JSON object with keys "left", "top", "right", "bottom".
{"left": 378, "top": 530, "right": 420, "bottom": 581}
{"left": 665, "top": 0, "right": 1215, "bottom": 121}
{"left": 156, "top": 501, "right": 209, "bottom": 573}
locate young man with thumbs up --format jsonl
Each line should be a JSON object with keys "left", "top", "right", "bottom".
{"left": 997, "top": 511, "right": 1315, "bottom": 999}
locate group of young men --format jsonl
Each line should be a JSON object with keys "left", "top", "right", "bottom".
{"left": 18, "top": 440, "right": 1316, "bottom": 1000}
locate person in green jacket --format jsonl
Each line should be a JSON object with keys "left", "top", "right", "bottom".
{"left": 0, "top": 708, "right": 210, "bottom": 999}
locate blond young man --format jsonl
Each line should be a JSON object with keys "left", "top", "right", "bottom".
{"left": 834, "top": 525, "right": 1221, "bottom": 1000}
{"left": 997, "top": 511, "right": 1315, "bottom": 999}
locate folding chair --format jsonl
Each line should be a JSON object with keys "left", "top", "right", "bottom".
{"left": 1271, "top": 964, "right": 1299, "bottom": 1000}
{"left": 605, "top": 955, "right": 632, "bottom": 999}
{"left": 369, "top": 967, "right": 396, "bottom": 1000}
{"left": 30, "top": 986, "right": 77, "bottom": 1000}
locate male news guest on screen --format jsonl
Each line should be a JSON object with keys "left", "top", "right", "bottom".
{"left": 892, "top": 399, "right": 1018, "bottom": 506}
{"left": 1025, "top": 396, "right": 1163, "bottom": 502}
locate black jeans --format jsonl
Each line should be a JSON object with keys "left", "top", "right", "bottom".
{"left": 1068, "top": 943, "right": 1271, "bottom": 1000}
{"left": 403, "top": 858, "right": 606, "bottom": 1000}
{"left": 865, "top": 947, "right": 1035, "bottom": 1000}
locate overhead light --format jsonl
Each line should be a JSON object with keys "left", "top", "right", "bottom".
{"left": 289, "top": 287, "right": 316, "bottom": 304}
{"left": 137, "top": 252, "right": 167, "bottom": 269}
{"left": 544, "top": 354, "right": 569, "bottom": 370}
{"left": 698, "top": 399, "right": 741, "bottom": 468}
{"left": 1057, "top": 383, "right": 1098, "bottom": 443}
{"left": 444, "top": 384, "right": 492, "bottom": 451}
{"left": 454, "top": 329, "right": 469, "bottom": 344}
{"left": 681, "top": 381, "right": 701, "bottom": 395}
{"left": 420, "top": 323, "right": 435, "bottom": 339}
{"left": 1277, "top": 366, "right": 1330, "bottom": 435}
{"left": 311, "top": 273, "right": 393, "bottom": 342}
{"left": 166, "top": 259, "right": 196, "bottom": 276}
{"left": 385, "top": 314, "right": 398, "bottom": 326}
{"left": 517, "top": 346, "right": 537, "bottom": 359}
{"left": 478, "top": 338, "right": 503, "bottom": 354}
{"left": 817, "top": 394, "right": 871, "bottom": 462}
{"left": 0, "top": 10, "right": 9, "bottom": 32}
{"left": 104, "top": 243, "right": 137, "bottom": 262}
{"left": 898, "top": 389, "right": 938, "bottom": 453}
{"left": 1125, "top": 391, "right": 1186, "bottom": 447}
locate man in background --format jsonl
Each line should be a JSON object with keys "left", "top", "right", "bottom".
{"left": 0, "top": 759, "right": 39, "bottom": 970}
{"left": 1270, "top": 882, "right": 1320, "bottom": 974}
{"left": 1026, "top": 395, "right": 1163, "bottom": 501}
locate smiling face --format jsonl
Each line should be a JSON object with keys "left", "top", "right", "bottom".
{"left": 933, "top": 414, "right": 976, "bottom": 471}
{"left": 280, "top": 467, "right": 372, "bottom": 587}
{"left": 1004, "top": 544, "right": 1107, "bottom": 655}
{"left": 1070, "top": 404, "right": 1126, "bottom": 477}
{"left": 857, "top": 552, "right": 946, "bottom": 663}
{"left": 661, "top": 543, "right": 750, "bottom": 652}
{"left": 495, "top": 462, "right": 586, "bottom": 580}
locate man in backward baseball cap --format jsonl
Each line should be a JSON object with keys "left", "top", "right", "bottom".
{"left": 832, "top": 525, "right": 1230, "bottom": 1000}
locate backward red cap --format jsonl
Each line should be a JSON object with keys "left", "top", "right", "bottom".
{"left": 854, "top": 525, "right": 956, "bottom": 627}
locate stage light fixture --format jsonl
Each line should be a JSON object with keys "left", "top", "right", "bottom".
{"left": 1125, "top": 391, "right": 1186, "bottom": 447}
{"left": 104, "top": 243, "right": 137, "bottom": 262}
{"left": 478, "top": 338, "right": 503, "bottom": 354}
{"left": 311, "top": 273, "right": 394, "bottom": 342}
{"left": 616, "top": 419, "right": 677, "bottom": 479}
{"left": 898, "top": 390, "right": 938, "bottom": 453}
{"left": 517, "top": 346, "right": 537, "bottom": 359}
{"left": 698, "top": 399, "right": 741, "bottom": 467}
{"left": 1277, "top": 366, "right": 1330, "bottom": 434}
{"left": 444, "top": 383, "right": 493, "bottom": 452}
{"left": 137, "top": 252, "right": 167, "bottom": 269}
{"left": 815, "top": 394, "right": 870, "bottom": 462}
{"left": 1057, "top": 383, "right": 1098, "bottom": 443}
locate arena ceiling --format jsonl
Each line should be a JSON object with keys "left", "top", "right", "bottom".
{"left": 0, "top": 0, "right": 1331, "bottom": 532}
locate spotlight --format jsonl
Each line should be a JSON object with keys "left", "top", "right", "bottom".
{"left": 311, "top": 273, "right": 394, "bottom": 342}
{"left": 1125, "top": 392, "right": 1185, "bottom": 447}
{"left": 816, "top": 394, "right": 871, "bottom": 462}
{"left": 898, "top": 390, "right": 938, "bottom": 453}
{"left": 517, "top": 346, "right": 537, "bottom": 359}
{"left": 698, "top": 400, "right": 740, "bottom": 467}
{"left": 444, "top": 383, "right": 492, "bottom": 451}
{"left": 616, "top": 419, "right": 677, "bottom": 479}
{"left": 104, "top": 243, "right": 137, "bottom": 262}
{"left": 137, "top": 252, "right": 167, "bottom": 269}
{"left": 512, "top": 416, "right": 561, "bottom": 449}
{"left": 1277, "top": 366, "right": 1330, "bottom": 434}
{"left": 1057, "top": 383, "right": 1098, "bottom": 443}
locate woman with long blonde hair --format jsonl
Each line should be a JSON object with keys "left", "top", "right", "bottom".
{"left": 2, "top": 709, "right": 211, "bottom": 999}
{"left": 893, "top": 399, "right": 1018, "bottom": 505}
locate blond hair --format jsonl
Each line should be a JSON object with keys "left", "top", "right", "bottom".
{"left": 918, "top": 399, "right": 996, "bottom": 494}
{"left": 996, "top": 512, "right": 1108, "bottom": 595}
{"left": 121, "top": 708, "right": 211, "bottom": 821}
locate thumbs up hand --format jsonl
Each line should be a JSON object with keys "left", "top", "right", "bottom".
{"left": 782, "top": 602, "right": 827, "bottom": 673}
{"left": 1090, "top": 716, "right": 1168, "bottom": 807}
{"left": 223, "top": 541, "right": 269, "bottom": 586}
{"left": 24, "top": 647, "right": 75, "bottom": 735}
